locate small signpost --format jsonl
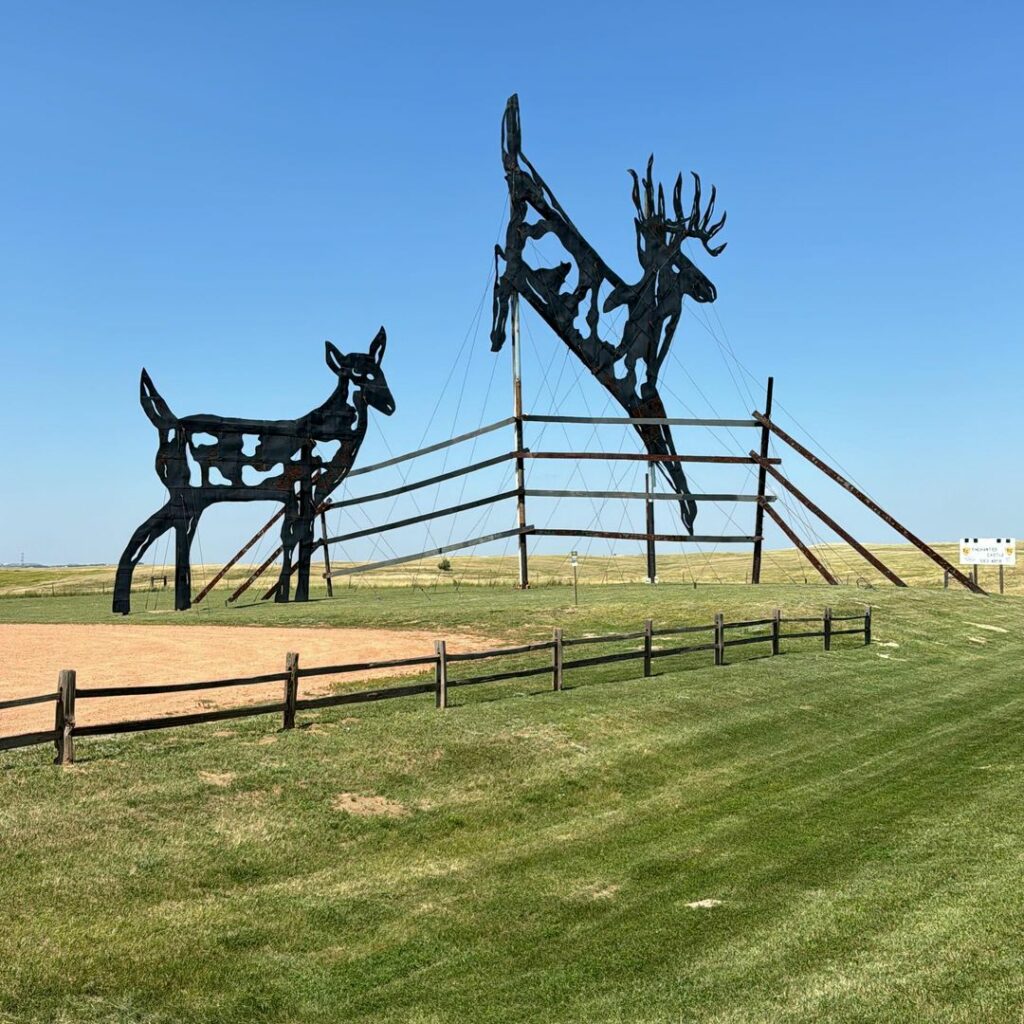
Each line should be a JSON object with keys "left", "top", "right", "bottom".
{"left": 960, "top": 538, "right": 1015, "bottom": 595}
{"left": 571, "top": 550, "right": 579, "bottom": 606}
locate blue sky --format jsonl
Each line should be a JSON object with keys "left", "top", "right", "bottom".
{"left": 1, "top": 0, "right": 1021, "bottom": 569}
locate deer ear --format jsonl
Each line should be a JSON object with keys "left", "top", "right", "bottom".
{"left": 369, "top": 326, "right": 386, "bottom": 365}
{"left": 325, "top": 341, "right": 345, "bottom": 373}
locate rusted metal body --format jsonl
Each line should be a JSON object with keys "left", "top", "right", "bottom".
{"left": 752, "top": 412, "right": 984, "bottom": 594}
{"left": 750, "top": 377, "right": 774, "bottom": 583}
{"left": 113, "top": 329, "right": 395, "bottom": 613}
{"left": 490, "top": 94, "right": 727, "bottom": 534}
{"left": 761, "top": 501, "right": 838, "bottom": 585}
{"left": 748, "top": 453, "right": 907, "bottom": 588}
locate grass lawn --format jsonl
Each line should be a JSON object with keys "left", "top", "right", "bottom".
{"left": 2, "top": 582, "right": 1022, "bottom": 1022}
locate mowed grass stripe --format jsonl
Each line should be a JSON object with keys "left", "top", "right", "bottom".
{"left": 1, "top": 584, "right": 1022, "bottom": 1022}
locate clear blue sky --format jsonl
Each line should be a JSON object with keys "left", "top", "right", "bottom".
{"left": 1, "top": 0, "right": 1021, "bottom": 570}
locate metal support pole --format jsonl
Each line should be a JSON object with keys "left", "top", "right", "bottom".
{"left": 320, "top": 510, "right": 334, "bottom": 598}
{"left": 751, "top": 376, "right": 774, "bottom": 584}
{"left": 511, "top": 294, "right": 529, "bottom": 589}
{"left": 645, "top": 465, "right": 656, "bottom": 584}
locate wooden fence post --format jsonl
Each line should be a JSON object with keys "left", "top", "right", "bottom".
{"left": 864, "top": 606, "right": 872, "bottom": 645}
{"left": 643, "top": 618, "right": 653, "bottom": 678}
{"left": 283, "top": 652, "right": 299, "bottom": 730}
{"left": 823, "top": 607, "right": 832, "bottom": 651}
{"left": 714, "top": 613, "right": 724, "bottom": 667}
{"left": 552, "top": 628, "right": 563, "bottom": 691}
{"left": 435, "top": 641, "right": 448, "bottom": 709}
{"left": 54, "top": 669, "right": 76, "bottom": 766}
{"left": 771, "top": 608, "right": 781, "bottom": 656}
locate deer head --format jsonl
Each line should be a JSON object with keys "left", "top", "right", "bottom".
{"left": 325, "top": 327, "right": 396, "bottom": 416}
{"left": 622, "top": 157, "right": 726, "bottom": 305}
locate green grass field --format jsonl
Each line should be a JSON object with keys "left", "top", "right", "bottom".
{"left": 2, "top": 576, "right": 1023, "bottom": 1022}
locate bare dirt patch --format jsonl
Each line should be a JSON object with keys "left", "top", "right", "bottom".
{"left": 0, "top": 623, "right": 492, "bottom": 737}
{"left": 332, "top": 792, "right": 408, "bottom": 817}
{"left": 198, "top": 771, "right": 236, "bottom": 787}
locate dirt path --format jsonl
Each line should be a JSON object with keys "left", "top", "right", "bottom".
{"left": 0, "top": 624, "right": 493, "bottom": 737}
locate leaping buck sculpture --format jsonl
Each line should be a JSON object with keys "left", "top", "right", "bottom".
{"left": 491, "top": 95, "right": 727, "bottom": 534}
{"left": 113, "top": 328, "right": 395, "bottom": 614}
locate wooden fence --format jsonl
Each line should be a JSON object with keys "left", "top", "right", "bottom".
{"left": 0, "top": 606, "right": 871, "bottom": 765}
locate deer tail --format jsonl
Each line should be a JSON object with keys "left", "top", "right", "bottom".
{"left": 139, "top": 370, "right": 178, "bottom": 429}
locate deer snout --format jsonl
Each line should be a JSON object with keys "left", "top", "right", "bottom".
{"left": 692, "top": 277, "right": 717, "bottom": 303}
{"left": 366, "top": 387, "right": 396, "bottom": 416}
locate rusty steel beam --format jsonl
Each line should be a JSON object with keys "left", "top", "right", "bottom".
{"left": 761, "top": 501, "right": 838, "bottom": 585}
{"left": 534, "top": 528, "right": 758, "bottom": 544}
{"left": 515, "top": 450, "right": 781, "bottom": 465}
{"left": 752, "top": 412, "right": 983, "bottom": 595}
{"left": 750, "top": 377, "right": 774, "bottom": 584}
{"left": 749, "top": 452, "right": 907, "bottom": 588}
{"left": 193, "top": 507, "right": 286, "bottom": 605}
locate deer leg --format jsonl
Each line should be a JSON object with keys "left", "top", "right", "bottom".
{"left": 294, "top": 515, "right": 315, "bottom": 603}
{"left": 294, "top": 463, "right": 315, "bottom": 603}
{"left": 112, "top": 502, "right": 176, "bottom": 615}
{"left": 276, "top": 501, "right": 299, "bottom": 603}
{"left": 173, "top": 507, "right": 201, "bottom": 612}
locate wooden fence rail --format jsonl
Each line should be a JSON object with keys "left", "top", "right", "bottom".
{"left": 1, "top": 606, "right": 870, "bottom": 765}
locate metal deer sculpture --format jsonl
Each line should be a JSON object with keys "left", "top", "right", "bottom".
{"left": 113, "top": 328, "right": 395, "bottom": 614}
{"left": 490, "top": 94, "right": 727, "bottom": 533}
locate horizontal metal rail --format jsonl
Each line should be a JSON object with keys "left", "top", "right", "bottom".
{"left": 523, "top": 414, "right": 759, "bottom": 427}
{"left": 525, "top": 489, "right": 771, "bottom": 503}
{"left": 332, "top": 453, "right": 514, "bottom": 509}
{"left": 77, "top": 671, "right": 289, "bottom": 698}
{"left": 533, "top": 528, "right": 758, "bottom": 544}
{"left": 325, "top": 526, "right": 534, "bottom": 578}
{"left": 347, "top": 418, "right": 515, "bottom": 478}
{"left": 517, "top": 450, "right": 781, "bottom": 465}
{"left": 324, "top": 490, "right": 518, "bottom": 545}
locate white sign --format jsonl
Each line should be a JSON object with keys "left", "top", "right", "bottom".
{"left": 959, "top": 538, "right": 1016, "bottom": 566}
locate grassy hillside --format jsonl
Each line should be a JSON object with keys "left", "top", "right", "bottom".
{"left": 0, "top": 542, "right": 1016, "bottom": 603}
{"left": 2, "top": 584, "right": 1023, "bottom": 1022}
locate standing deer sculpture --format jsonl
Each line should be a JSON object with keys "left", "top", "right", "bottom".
{"left": 491, "top": 94, "right": 727, "bottom": 534}
{"left": 113, "top": 327, "right": 395, "bottom": 614}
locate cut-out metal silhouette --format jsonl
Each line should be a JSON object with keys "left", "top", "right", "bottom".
{"left": 113, "top": 328, "right": 395, "bottom": 613}
{"left": 490, "top": 94, "right": 726, "bottom": 532}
